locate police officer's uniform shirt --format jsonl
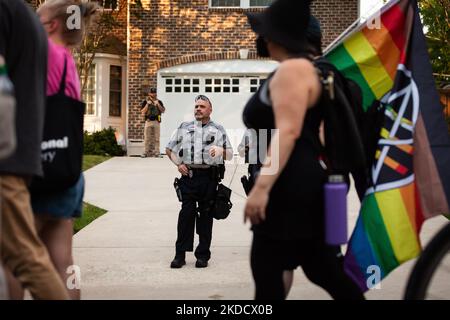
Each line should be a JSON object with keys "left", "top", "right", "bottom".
{"left": 166, "top": 120, "right": 233, "bottom": 167}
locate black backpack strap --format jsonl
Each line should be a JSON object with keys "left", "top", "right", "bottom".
{"left": 313, "top": 57, "right": 366, "bottom": 173}
{"left": 58, "top": 57, "right": 68, "bottom": 95}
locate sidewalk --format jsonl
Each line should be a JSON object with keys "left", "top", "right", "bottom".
{"left": 74, "top": 157, "right": 448, "bottom": 299}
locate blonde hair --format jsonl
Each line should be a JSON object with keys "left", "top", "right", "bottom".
{"left": 38, "top": 0, "right": 99, "bottom": 46}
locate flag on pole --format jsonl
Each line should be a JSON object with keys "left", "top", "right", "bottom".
{"left": 325, "top": 0, "right": 450, "bottom": 291}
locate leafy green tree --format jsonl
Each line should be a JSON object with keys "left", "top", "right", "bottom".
{"left": 418, "top": 0, "right": 450, "bottom": 87}
{"left": 76, "top": 1, "right": 142, "bottom": 95}
{"left": 25, "top": 0, "right": 142, "bottom": 95}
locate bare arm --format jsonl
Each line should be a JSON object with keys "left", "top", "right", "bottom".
{"left": 244, "top": 59, "right": 321, "bottom": 224}
{"left": 166, "top": 148, "right": 189, "bottom": 176}
{"left": 254, "top": 60, "right": 319, "bottom": 190}
{"left": 166, "top": 148, "right": 180, "bottom": 166}
{"left": 156, "top": 100, "right": 166, "bottom": 113}
{"left": 141, "top": 103, "right": 149, "bottom": 117}
{"left": 209, "top": 146, "right": 233, "bottom": 162}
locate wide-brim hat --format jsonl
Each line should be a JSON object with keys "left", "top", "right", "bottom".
{"left": 246, "top": 0, "right": 313, "bottom": 53}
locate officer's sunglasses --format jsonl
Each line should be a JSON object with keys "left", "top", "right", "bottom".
{"left": 195, "top": 95, "right": 211, "bottom": 105}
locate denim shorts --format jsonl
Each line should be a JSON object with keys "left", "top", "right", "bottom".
{"left": 31, "top": 174, "right": 85, "bottom": 219}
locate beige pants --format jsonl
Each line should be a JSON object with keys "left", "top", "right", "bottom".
{"left": 144, "top": 120, "right": 160, "bottom": 157}
{"left": 0, "top": 266, "right": 7, "bottom": 299}
{"left": 0, "top": 176, "right": 7, "bottom": 299}
{"left": 0, "top": 175, "right": 69, "bottom": 299}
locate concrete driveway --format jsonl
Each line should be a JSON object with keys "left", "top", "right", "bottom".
{"left": 74, "top": 157, "right": 449, "bottom": 300}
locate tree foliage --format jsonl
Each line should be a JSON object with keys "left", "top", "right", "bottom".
{"left": 25, "top": 0, "right": 143, "bottom": 96}
{"left": 77, "top": 1, "right": 142, "bottom": 96}
{"left": 418, "top": 0, "right": 450, "bottom": 86}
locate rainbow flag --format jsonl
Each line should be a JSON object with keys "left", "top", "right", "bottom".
{"left": 326, "top": 0, "right": 450, "bottom": 291}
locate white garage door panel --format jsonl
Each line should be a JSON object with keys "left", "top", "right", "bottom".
{"left": 158, "top": 60, "right": 278, "bottom": 154}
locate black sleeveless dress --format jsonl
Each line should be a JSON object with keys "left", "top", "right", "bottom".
{"left": 243, "top": 72, "right": 327, "bottom": 241}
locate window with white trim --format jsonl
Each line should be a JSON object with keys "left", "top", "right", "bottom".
{"left": 165, "top": 77, "right": 201, "bottom": 93}
{"left": 163, "top": 76, "right": 270, "bottom": 94}
{"left": 109, "top": 65, "right": 122, "bottom": 117}
{"left": 250, "top": 77, "right": 267, "bottom": 93}
{"left": 210, "top": 0, "right": 273, "bottom": 8}
{"left": 82, "top": 64, "right": 96, "bottom": 116}
{"left": 205, "top": 77, "right": 240, "bottom": 93}
{"left": 249, "top": 0, "right": 273, "bottom": 7}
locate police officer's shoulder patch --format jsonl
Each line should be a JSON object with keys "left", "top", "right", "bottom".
{"left": 178, "top": 121, "right": 192, "bottom": 129}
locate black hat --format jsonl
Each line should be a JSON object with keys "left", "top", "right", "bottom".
{"left": 246, "top": 0, "right": 313, "bottom": 53}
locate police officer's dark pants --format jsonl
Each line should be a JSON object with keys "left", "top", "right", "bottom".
{"left": 175, "top": 170, "right": 217, "bottom": 261}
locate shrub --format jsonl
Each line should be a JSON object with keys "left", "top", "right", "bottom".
{"left": 84, "top": 127, "right": 125, "bottom": 156}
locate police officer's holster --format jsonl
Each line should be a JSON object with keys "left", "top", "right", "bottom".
{"left": 175, "top": 167, "right": 220, "bottom": 260}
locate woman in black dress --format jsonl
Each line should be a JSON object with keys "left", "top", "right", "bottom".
{"left": 243, "top": 0, "right": 364, "bottom": 300}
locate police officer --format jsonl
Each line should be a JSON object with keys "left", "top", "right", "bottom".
{"left": 166, "top": 95, "right": 233, "bottom": 268}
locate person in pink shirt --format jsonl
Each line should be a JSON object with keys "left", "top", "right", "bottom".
{"left": 30, "top": 0, "right": 99, "bottom": 300}
{"left": 46, "top": 38, "right": 81, "bottom": 100}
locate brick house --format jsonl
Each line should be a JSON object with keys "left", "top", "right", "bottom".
{"left": 30, "top": 0, "right": 360, "bottom": 155}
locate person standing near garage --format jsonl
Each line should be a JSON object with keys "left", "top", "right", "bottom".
{"left": 166, "top": 95, "right": 233, "bottom": 269}
{"left": 141, "top": 87, "right": 165, "bottom": 158}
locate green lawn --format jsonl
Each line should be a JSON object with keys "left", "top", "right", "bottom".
{"left": 74, "top": 155, "right": 111, "bottom": 234}
{"left": 74, "top": 203, "right": 107, "bottom": 234}
{"left": 82, "top": 155, "right": 111, "bottom": 171}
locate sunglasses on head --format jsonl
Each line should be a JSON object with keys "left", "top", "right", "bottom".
{"left": 195, "top": 95, "right": 211, "bottom": 104}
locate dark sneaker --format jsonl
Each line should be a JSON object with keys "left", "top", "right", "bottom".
{"left": 170, "top": 257, "right": 186, "bottom": 269}
{"left": 195, "top": 259, "right": 208, "bottom": 268}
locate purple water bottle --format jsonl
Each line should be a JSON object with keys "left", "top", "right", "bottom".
{"left": 325, "top": 175, "right": 348, "bottom": 245}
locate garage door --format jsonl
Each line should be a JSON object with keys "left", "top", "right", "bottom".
{"left": 157, "top": 60, "right": 278, "bottom": 154}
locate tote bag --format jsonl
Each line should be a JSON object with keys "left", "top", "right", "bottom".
{"left": 30, "top": 58, "right": 85, "bottom": 193}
